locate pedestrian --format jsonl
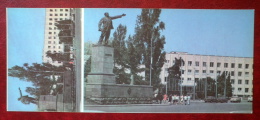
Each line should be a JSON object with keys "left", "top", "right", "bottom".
{"left": 172, "top": 94, "right": 177, "bottom": 105}
{"left": 187, "top": 95, "right": 191, "bottom": 105}
{"left": 157, "top": 93, "right": 163, "bottom": 104}
{"left": 184, "top": 95, "right": 188, "bottom": 105}
{"left": 176, "top": 95, "right": 180, "bottom": 105}
{"left": 163, "top": 94, "right": 168, "bottom": 104}
{"left": 168, "top": 94, "right": 172, "bottom": 104}
{"left": 180, "top": 95, "right": 184, "bottom": 105}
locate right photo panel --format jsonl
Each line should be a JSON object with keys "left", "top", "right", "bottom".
{"left": 83, "top": 8, "right": 254, "bottom": 113}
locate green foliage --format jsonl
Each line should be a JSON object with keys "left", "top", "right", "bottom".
{"left": 217, "top": 72, "right": 232, "bottom": 97}
{"left": 8, "top": 63, "right": 66, "bottom": 99}
{"left": 133, "top": 9, "right": 166, "bottom": 90}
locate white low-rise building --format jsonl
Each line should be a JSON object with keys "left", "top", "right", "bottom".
{"left": 160, "top": 51, "right": 253, "bottom": 97}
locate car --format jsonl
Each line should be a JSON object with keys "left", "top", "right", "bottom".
{"left": 204, "top": 96, "right": 217, "bottom": 103}
{"left": 230, "top": 96, "right": 241, "bottom": 103}
{"left": 217, "top": 97, "right": 229, "bottom": 103}
{"left": 248, "top": 96, "right": 253, "bottom": 102}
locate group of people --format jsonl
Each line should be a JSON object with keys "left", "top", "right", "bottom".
{"left": 154, "top": 93, "right": 191, "bottom": 105}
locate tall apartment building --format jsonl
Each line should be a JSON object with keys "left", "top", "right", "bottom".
{"left": 42, "top": 8, "right": 75, "bottom": 66}
{"left": 160, "top": 52, "right": 253, "bottom": 97}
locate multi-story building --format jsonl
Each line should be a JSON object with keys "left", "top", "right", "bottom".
{"left": 42, "top": 8, "right": 75, "bottom": 66}
{"left": 160, "top": 51, "right": 253, "bottom": 97}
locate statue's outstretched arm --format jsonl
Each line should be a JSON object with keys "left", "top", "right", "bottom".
{"left": 111, "top": 14, "right": 126, "bottom": 20}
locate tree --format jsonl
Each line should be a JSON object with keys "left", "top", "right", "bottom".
{"left": 167, "top": 57, "right": 185, "bottom": 93}
{"left": 217, "top": 72, "right": 232, "bottom": 97}
{"left": 9, "top": 63, "right": 66, "bottom": 99}
{"left": 112, "top": 24, "right": 129, "bottom": 84}
{"left": 133, "top": 9, "right": 166, "bottom": 90}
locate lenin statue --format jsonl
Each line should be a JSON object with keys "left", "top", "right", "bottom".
{"left": 98, "top": 12, "right": 126, "bottom": 45}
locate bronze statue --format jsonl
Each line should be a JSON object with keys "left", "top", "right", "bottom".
{"left": 18, "top": 87, "right": 37, "bottom": 105}
{"left": 98, "top": 12, "right": 126, "bottom": 45}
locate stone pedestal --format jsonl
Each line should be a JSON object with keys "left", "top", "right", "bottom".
{"left": 86, "top": 45, "right": 153, "bottom": 104}
{"left": 87, "top": 45, "right": 115, "bottom": 84}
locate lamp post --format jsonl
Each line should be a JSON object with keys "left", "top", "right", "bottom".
{"left": 193, "top": 68, "right": 196, "bottom": 100}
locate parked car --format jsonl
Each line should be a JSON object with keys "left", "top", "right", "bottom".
{"left": 248, "top": 96, "right": 253, "bottom": 102}
{"left": 230, "top": 96, "right": 241, "bottom": 103}
{"left": 204, "top": 96, "right": 217, "bottom": 103}
{"left": 217, "top": 97, "right": 229, "bottom": 103}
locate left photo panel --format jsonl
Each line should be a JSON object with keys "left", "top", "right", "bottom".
{"left": 7, "top": 8, "right": 84, "bottom": 112}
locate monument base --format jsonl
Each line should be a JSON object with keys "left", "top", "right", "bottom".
{"left": 85, "top": 84, "right": 153, "bottom": 104}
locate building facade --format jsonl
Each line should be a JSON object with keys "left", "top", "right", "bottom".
{"left": 42, "top": 8, "right": 75, "bottom": 66}
{"left": 160, "top": 52, "right": 253, "bottom": 97}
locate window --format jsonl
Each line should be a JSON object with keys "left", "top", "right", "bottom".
{"left": 53, "top": 41, "right": 56, "bottom": 44}
{"left": 238, "top": 72, "right": 242, "bottom": 76}
{"left": 164, "top": 77, "right": 167, "bottom": 82}
{"left": 53, "top": 46, "right": 55, "bottom": 48}
{"left": 210, "top": 70, "right": 214, "bottom": 74}
{"left": 53, "top": 37, "right": 56, "bottom": 39}
{"left": 188, "top": 69, "right": 192, "bottom": 73}
{"left": 195, "top": 61, "right": 199, "bottom": 66}
{"left": 48, "top": 46, "right": 51, "bottom": 48}
{"left": 238, "top": 88, "right": 242, "bottom": 91}
{"left": 203, "top": 70, "right": 206, "bottom": 74}
{"left": 65, "top": 13, "right": 68, "bottom": 16}
{"left": 188, "top": 78, "right": 192, "bottom": 81}
{"left": 48, "top": 41, "right": 51, "bottom": 44}
{"left": 195, "top": 78, "right": 199, "bottom": 82}
{"left": 231, "top": 71, "right": 234, "bottom": 76}
{"left": 49, "top": 23, "right": 52, "bottom": 25}
{"left": 224, "top": 63, "right": 228, "bottom": 68}
{"left": 245, "top": 80, "right": 249, "bottom": 85}
{"left": 231, "top": 63, "right": 235, "bottom": 68}
{"left": 231, "top": 79, "right": 235, "bottom": 84}
{"left": 49, "top": 32, "right": 52, "bottom": 34}
{"left": 48, "top": 36, "right": 51, "bottom": 39}
{"left": 232, "top": 87, "right": 234, "bottom": 91}
{"left": 210, "top": 62, "right": 214, "bottom": 67}
{"left": 60, "top": 14, "right": 63, "bottom": 16}
{"left": 49, "top": 27, "right": 52, "bottom": 30}
{"left": 65, "top": 9, "right": 69, "bottom": 11}
{"left": 60, "top": 9, "right": 63, "bottom": 11}
{"left": 55, "top": 18, "right": 58, "bottom": 21}
{"left": 217, "top": 63, "right": 221, "bottom": 67}
{"left": 245, "top": 64, "right": 249, "bottom": 69}
{"left": 188, "top": 61, "right": 192, "bottom": 66}
{"left": 58, "top": 46, "right": 61, "bottom": 49}
{"left": 238, "top": 64, "right": 242, "bottom": 68}
{"left": 164, "top": 68, "right": 168, "bottom": 71}
{"left": 203, "top": 62, "right": 206, "bottom": 67}
{"left": 245, "top": 72, "right": 249, "bottom": 76}
{"left": 60, "top": 18, "right": 63, "bottom": 20}
{"left": 217, "top": 71, "right": 221, "bottom": 75}
{"left": 238, "top": 80, "right": 242, "bottom": 84}
{"left": 195, "top": 70, "right": 199, "bottom": 74}
{"left": 55, "top": 14, "right": 58, "bottom": 16}
{"left": 245, "top": 88, "right": 249, "bottom": 93}
{"left": 49, "top": 18, "right": 53, "bottom": 21}
{"left": 182, "top": 70, "right": 185, "bottom": 74}
{"left": 54, "top": 27, "right": 57, "bottom": 30}
{"left": 50, "top": 14, "right": 53, "bottom": 16}
{"left": 50, "top": 9, "right": 53, "bottom": 12}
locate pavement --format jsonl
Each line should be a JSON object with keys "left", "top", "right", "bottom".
{"left": 85, "top": 100, "right": 204, "bottom": 107}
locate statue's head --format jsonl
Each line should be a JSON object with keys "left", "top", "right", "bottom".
{"left": 104, "top": 12, "right": 109, "bottom": 17}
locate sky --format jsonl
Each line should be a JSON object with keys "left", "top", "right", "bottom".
{"left": 7, "top": 8, "right": 45, "bottom": 111}
{"left": 7, "top": 8, "right": 254, "bottom": 111}
{"left": 84, "top": 8, "right": 254, "bottom": 57}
